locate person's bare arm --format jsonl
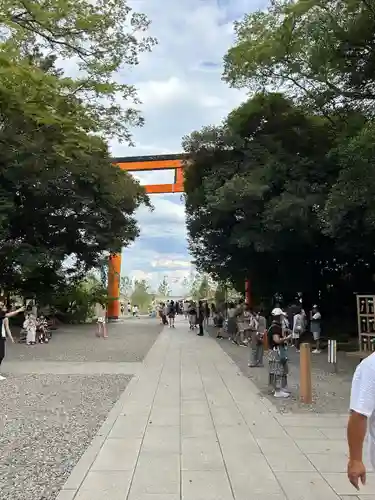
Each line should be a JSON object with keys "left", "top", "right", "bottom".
{"left": 273, "top": 333, "right": 291, "bottom": 344}
{"left": 5, "top": 306, "right": 25, "bottom": 318}
{"left": 347, "top": 411, "right": 367, "bottom": 489}
{"left": 347, "top": 362, "right": 375, "bottom": 490}
{"left": 348, "top": 411, "right": 367, "bottom": 462}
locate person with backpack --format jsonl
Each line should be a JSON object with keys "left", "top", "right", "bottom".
{"left": 0, "top": 304, "right": 25, "bottom": 380}
{"left": 168, "top": 300, "right": 176, "bottom": 328}
{"left": 188, "top": 301, "right": 197, "bottom": 330}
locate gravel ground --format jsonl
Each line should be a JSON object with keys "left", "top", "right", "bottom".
{"left": 208, "top": 327, "right": 357, "bottom": 414}
{"left": 0, "top": 374, "right": 130, "bottom": 500}
{"left": 6, "top": 319, "right": 162, "bottom": 363}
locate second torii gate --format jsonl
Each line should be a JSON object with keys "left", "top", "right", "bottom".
{"left": 107, "top": 154, "right": 186, "bottom": 319}
{"left": 107, "top": 153, "right": 252, "bottom": 319}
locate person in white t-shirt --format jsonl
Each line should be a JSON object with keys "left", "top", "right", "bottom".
{"left": 347, "top": 353, "right": 375, "bottom": 490}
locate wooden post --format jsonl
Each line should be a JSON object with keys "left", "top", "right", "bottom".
{"left": 107, "top": 253, "right": 121, "bottom": 320}
{"left": 299, "top": 343, "right": 312, "bottom": 404}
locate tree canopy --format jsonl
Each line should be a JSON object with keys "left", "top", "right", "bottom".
{"left": 0, "top": 0, "right": 155, "bottom": 300}
{"left": 131, "top": 279, "right": 152, "bottom": 312}
{"left": 224, "top": 0, "right": 375, "bottom": 115}
{"left": 2, "top": 0, "right": 157, "bottom": 142}
{"left": 158, "top": 277, "right": 171, "bottom": 297}
{"left": 183, "top": 90, "right": 375, "bottom": 315}
{"left": 183, "top": 0, "right": 375, "bottom": 321}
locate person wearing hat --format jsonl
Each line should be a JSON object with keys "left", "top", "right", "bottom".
{"left": 268, "top": 307, "right": 292, "bottom": 398}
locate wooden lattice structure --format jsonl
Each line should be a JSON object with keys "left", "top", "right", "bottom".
{"left": 356, "top": 295, "right": 375, "bottom": 352}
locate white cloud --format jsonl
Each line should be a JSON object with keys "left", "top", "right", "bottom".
{"left": 59, "top": 0, "right": 266, "bottom": 293}
{"left": 151, "top": 259, "right": 191, "bottom": 269}
{"left": 135, "top": 196, "right": 187, "bottom": 239}
{"left": 137, "top": 77, "right": 189, "bottom": 106}
{"left": 111, "top": 0, "right": 266, "bottom": 293}
{"left": 110, "top": 0, "right": 263, "bottom": 157}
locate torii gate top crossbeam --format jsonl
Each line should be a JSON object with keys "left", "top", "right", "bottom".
{"left": 113, "top": 154, "right": 187, "bottom": 194}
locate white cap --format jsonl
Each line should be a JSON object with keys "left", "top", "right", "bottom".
{"left": 271, "top": 307, "right": 285, "bottom": 316}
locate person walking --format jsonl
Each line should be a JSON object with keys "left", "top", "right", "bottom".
{"left": 211, "top": 303, "right": 217, "bottom": 325}
{"left": 292, "top": 307, "right": 306, "bottom": 352}
{"left": 197, "top": 300, "right": 204, "bottom": 336}
{"left": 188, "top": 301, "right": 197, "bottom": 330}
{"left": 311, "top": 305, "right": 322, "bottom": 353}
{"left": 97, "top": 315, "right": 108, "bottom": 338}
{"left": 237, "top": 304, "right": 251, "bottom": 347}
{"left": 183, "top": 300, "right": 189, "bottom": 319}
{"left": 227, "top": 302, "right": 238, "bottom": 343}
{"left": 204, "top": 301, "right": 210, "bottom": 327}
{"left": 216, "top": 310, "right": 224, "bottom": 339}
{"left": 0, "top": 305, "right": 23, "bottom": 380}
{"left": 249, "top": 311, "right": 266, "bottom": 367}
{"left": 168, "top": 300, "right": 176, "bottom": 328}
{"left": 347, "top": 351, "right": 375, "bottom": 490}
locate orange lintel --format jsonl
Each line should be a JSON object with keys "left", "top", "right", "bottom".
{"left": 145, "top": 183, "right": 184, "bottom": 194}
{"left": 115, "top": 159, "right": 184, "bottom": 172}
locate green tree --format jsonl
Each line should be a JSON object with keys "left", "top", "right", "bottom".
{"left": 120, "top": 276, "right": 133, "bottom": 298}
{"left": 183, "top": 93, "right": 343, "bottom": 305}
{"left": 1, "top": 0, "right": 157, "bottom": 142}
{"left": 131, "top": 279, "right": 151, "bottom": 312}
{"left": 181, "top": 276, "right": 190, "bottom": 297}
{"left": 52, "top": 274, "right": 107, "bottom": 323}
{"left": 0, "top": 55, "right": 149, "bottom": 297}
{"left": 158, "top": 277, "right": 171, "bottom": 297}
{"left": 323, "top": 122, "right": 375, "bottom": 257}
{"left": 223, "top": 0, "right": 375, "bottom": 114}
{"left": 198, "top": 275, "right": 211, "bottom": 299}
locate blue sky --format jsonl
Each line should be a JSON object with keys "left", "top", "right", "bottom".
{"left": 108, "top": 0, "right": 265, "bottom": 294}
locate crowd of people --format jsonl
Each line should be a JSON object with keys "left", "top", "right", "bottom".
{"left": 156, "top": 297, "right": 322, "bottom": 400}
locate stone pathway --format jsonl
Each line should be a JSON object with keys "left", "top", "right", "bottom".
{"left": 56, "top": 318, "right": 372, "bottom": 500}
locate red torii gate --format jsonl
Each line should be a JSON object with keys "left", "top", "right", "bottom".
{"left": 107, "top": 154, "right": 185, "bottom": 319}
{"left": 107, "top": 154, "right": 251, "bottom": 319}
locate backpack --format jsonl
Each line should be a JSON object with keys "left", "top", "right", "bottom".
{"left": 168, "top": 303, "right": 175, "bottom": 315}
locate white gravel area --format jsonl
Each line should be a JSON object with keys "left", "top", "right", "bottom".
{"left": 6, "top": 321, "right": 162, "bottom": 363}
{"left": 0, "top": 373, "right": 130, "bottom": 500}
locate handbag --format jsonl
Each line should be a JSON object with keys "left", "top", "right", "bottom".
{"left": 278, "top": 344, "right": 288, "bottom": 364}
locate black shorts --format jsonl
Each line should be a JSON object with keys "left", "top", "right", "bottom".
{"left": 0, "top": 337, "right": 5, "bottom": 362}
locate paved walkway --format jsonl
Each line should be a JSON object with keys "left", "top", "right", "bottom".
{"left": 56, "top": 319, "right": 372, "bottom": 500}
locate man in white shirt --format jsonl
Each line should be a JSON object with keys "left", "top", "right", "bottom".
{"left": 347, "top": 353, "right": 375, "bottom": 490}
